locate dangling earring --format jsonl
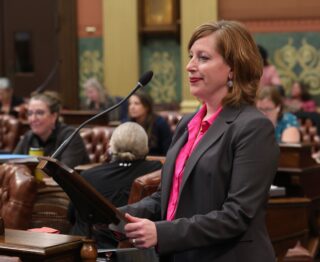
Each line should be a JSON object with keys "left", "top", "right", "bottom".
{"left": 227, "top": 77, "right": 233, "bottom": 88}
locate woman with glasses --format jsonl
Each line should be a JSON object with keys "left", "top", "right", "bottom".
{"left": 256, "top": 85, "right": 300, "bottom": 143}
{"left": 14, "top": 91, "right": 90, "bottom": 168}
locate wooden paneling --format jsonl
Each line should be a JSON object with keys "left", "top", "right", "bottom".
{"left": 218, "top": 0, "right": 320, "bottom": 21}
{"left": 57, "top": 0, "right": 79, "bottom": 108}
{"left": 77, "top": 0, "right": 102, "bottom": 37}
{"left": 218, "top": 0, "right": 320, "bottom": 33}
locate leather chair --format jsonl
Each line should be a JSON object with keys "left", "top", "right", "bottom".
{"left": 0, "top": 163, "right": 37, "bottom": 230}
{"left": 158, "top": 111, "right": 182, "bottom": 133}
{"left": 80, "top": 126, "right": 115, "bottom": 163}
{"left": 127, "top": 169, "right": 162, "bottom": 204}
{"left": 0, "top": 114, "right": 20, "bottom": 153}
{"left": 31, "top": 184, "right": 71, "bottom": 234}
{"left": 299, "top": 118, "right": 320, "bottom": 144}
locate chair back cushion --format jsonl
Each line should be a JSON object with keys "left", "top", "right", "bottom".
{"left": 128, "top": 169, "right": 161, "bottom": 204}
{"left": 0, "top": 115, "right": 20, "bottom": 152}
{"left": 0, "top": 164, "right": 37, "bottom": 229}
{"left": 80, "top": 126, "right": 115, "bottom": 163}
{"left": 31, "top": 185, "right": 71, "bottom": 234}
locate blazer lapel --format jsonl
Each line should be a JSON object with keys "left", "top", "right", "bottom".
{"left": 179, "top": 106, "right": 242, "bottom": 194}
{"left": 160, "top": 114, "right": 193, "bottom": 216}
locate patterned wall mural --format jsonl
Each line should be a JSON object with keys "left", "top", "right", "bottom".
{"left": 255, "top": 32, "right": 320, "bottom": 104}
{"left": 78, "top": 37, "right": 104, "bottom": 107}
{"left": 140, "top": 37, "right": 181, "bottom": 105}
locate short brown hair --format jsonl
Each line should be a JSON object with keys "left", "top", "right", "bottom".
{"left": 188, "top": 20, "right": 262, "bottom": 107}
{"left": 256, "top": 85, "right": 284, "bottom": 120}
{"left": 30, "top": 91, "right": 61, "bottom": 114}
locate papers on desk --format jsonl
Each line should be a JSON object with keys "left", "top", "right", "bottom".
{"left": 0, "top": 154, "right": 38, "bottom": 163}
{"left": 269, "top": 185, "right": 286, "bottom": 197}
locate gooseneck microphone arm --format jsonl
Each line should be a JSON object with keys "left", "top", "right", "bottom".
{"left": 51, "top": 70, "right": 154, "bottom": 160}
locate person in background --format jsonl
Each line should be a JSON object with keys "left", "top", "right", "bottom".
{"left": 69, "top": 122, "right": 163, "bottom": 248}
{"left": 14, "top": 91, "right": 90, "bottom": 168}
{"left": 128, "top": 90, "right": 172, "bottom": 156}
{"left": 0, "top": 77, "right": 24, "bottom": 116}
{"left": 285, "top": 81, "right": 317, "bottom": 113}
{"left": 112, "top": 20, "right": 279, "bottom": 262}
{"left": 258, "top": 45, "right": 282, "bottom": 87}
{"left": 256, "top": 85, "right": 301, "bottom": 143}
{"left": 83, "top": 77, "right": 127, "bottom": 121}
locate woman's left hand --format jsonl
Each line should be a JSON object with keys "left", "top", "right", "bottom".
{"left": 124, "top": 213, "right": 158, "bottom": 248}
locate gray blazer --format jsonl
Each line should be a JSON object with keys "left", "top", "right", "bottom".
{"left": 123, "top": 104, "right": 279, "bottom": 262}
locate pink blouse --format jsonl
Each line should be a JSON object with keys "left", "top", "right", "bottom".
{"left": 166, "top": 104, "right": 222, "bottom": 221}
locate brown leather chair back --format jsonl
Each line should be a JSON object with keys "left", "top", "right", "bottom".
{"left": 31, "top": 185, "right": 71, "bottom": 234}
{"left": 158, "top": 111, "right": 183, "bottom": 133}
{"left": 127, "top": 169, "right": 162, "bottom": 204}
{"left": 299, "top": 118, "right": 320, "bottom": 144}
{"left": 80, "top": 126, "right": 115, "bottom": 163}
{"left": 0, "top": 115, "right": 20, "bottom": 152}
{"left": 0, "top": 163, "right": 37, "bottom": 229}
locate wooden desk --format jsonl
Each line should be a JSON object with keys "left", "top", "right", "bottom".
{"left": 0, "top": 229, "right": 83, "bottom": 262}
{"left": 275, "top": 143, "right": 320, "bottom": 235}
{"left": 267, "top": 197, "right": 311, "bottom": 260}
{"left": 271, "top": 143, "right": 320, "bottom": 260}
{"left": 61, "top": 110, "right": 120, "bottom": 127}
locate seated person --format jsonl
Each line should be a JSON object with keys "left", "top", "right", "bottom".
{"left": 127, "top": 90, "right": 173, "bottom": 156}
{"left": 82, "top": 77, "right": 127, "bottom": 121}
{"left": 258, "top": 45, "right": 282, "bottom": 87}
{"left": 14, "top": 91, "right": 90, "bottom": 168}
{"left": 69, "top": 122, "right": 163, "bottom": 248}
{"left": 0, "top": 77, "right": 24, "bottom": 116}
{"left": 284, "top": 81, "right": 317, "bottom": 113}
{"left": 256, "top": 85, "right": 301, "bottom": 143}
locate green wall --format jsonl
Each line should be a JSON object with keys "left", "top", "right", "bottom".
{"left": 78, "top": 37, "right": 104, "bottom": 106}
{"left": 255, "top": 32, "right": 320, "bottom": 104}
{"left": 140, "top": 36, "right": 181, "bottom": 105}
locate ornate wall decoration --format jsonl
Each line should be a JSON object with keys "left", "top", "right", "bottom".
{"left": 147, "top": 51, "right": 177, "bottom": 103}
{"left": 274, "top": 38, "right": 320, "bottom": 95}
{"left": 141, "top": 37, "right": 181, "bottom": 105}
{"left": 255, "top": 32, "right": 320, "bottom": 104}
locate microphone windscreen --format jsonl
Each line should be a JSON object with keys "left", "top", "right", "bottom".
{"left": 139, "top": 71, "right": 153, "bottom": 86}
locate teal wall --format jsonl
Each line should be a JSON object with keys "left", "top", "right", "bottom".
{"left": 255, "top": 32, "right": 320, "bottom": 104}
{"left": 77, "top": 33, "right": 320, "bottom": 107}
{"left": 140, "top": 36, "right": 181, "bottom": 105}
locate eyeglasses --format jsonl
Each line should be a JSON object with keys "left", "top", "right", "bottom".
{"left": 27, "top": 110, "right": 48, "bottom": 118}
{"left": 257, "top": 107, "right": 277, "bottom": 113}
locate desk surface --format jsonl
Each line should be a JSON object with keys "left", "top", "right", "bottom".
{"left": 0, "top": 229, "right": 83, "bottom": 260}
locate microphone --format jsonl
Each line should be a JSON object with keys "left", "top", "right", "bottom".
{"left": 51, "top": 70, "right": 153, "bottom": 159}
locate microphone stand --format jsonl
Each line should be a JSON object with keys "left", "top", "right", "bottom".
{"left": 51, "top": 71, "right": 153, "bottom": 160}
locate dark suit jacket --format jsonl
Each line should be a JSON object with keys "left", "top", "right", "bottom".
{"left": 122, "top": 104, "right": 280, "bottom": 262}
{"left": 70, "top": 159, "right": 162, "bottom": 248}
{"left": 14, "top": 122, "right": 90, "bottom": 168}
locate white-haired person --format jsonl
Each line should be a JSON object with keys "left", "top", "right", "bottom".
{"left": 0, "top": 77, "right": 24, "bottom": 116}
{"left": 69, "top": 122, "right": 163, "bottom": 248}
{"left": 83, "top": 77, "right": 127, "bottom": 121}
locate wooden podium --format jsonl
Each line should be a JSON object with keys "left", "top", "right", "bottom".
{"left": 37, "top": 156, "right": 126, "bottom": 228}
{"left": 36, "top": 157, "right": 127, "bottom": 261}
